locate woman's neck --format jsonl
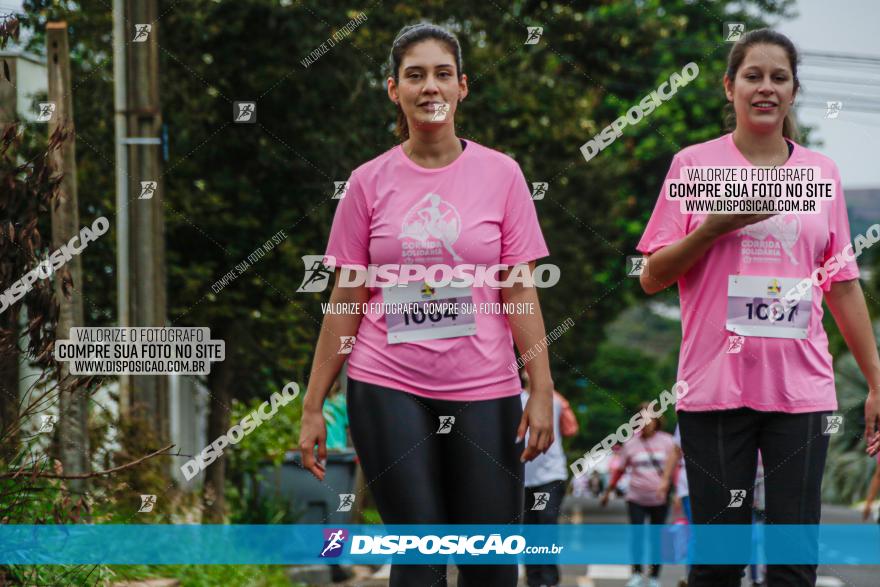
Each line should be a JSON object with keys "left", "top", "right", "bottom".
{"left": 402, "top": 127, "right": 462, "bottom": 169}
{"left": 732, "top": 125, "right": 789, "bottom": 166}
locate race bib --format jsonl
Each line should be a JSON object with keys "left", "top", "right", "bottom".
{"left": 726, "top": 275, "right": 811, "bottom": 339}
{"left": 382, "top": 281, "right": 476, "bottom": 344}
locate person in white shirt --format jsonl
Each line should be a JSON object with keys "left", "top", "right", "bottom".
{"left": 520, "top": 368, "right": 578, "bottom": 587}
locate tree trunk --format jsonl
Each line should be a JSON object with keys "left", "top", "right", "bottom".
{"left": 47, "top": 23, "right": 90, "bottom": 494}
{"left": 202, "top": 320, "right": 239, "bottom": 522}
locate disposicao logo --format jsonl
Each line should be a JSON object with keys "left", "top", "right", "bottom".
{"left": 319, "top": 528, "right": 348, "bottom": 558}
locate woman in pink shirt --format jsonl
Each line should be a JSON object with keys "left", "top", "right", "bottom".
{"left": 298, "top": 22, "right": 556, "bottom": 587}
{"left": 637, "top": 29, "right": 880, "bottom": 587}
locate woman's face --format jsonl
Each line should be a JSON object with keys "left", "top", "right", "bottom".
{"left": 724, "top": 43, "right": 797, "bottom": 134}
{"left": 388, "top": 39, "right": 468, "bottom": 133}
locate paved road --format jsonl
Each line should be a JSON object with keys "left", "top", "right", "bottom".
{"left": 289, "top": 496, "right": 878, "bottom": 586}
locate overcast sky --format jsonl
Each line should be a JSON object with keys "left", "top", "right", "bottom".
{"left": 776, "top": 0, "right": 880, "bottom": 188}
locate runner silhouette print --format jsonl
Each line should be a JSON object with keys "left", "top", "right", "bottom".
{"left": 739, "top": 213, "right": 801, "bottom": 264}
{"left": 399, "top": 192, "right": 463, "bottom": 261}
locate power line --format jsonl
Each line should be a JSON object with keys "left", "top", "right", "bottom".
{"left": 799, "top": 92, "right": 880, "bottom": 104}
{"left": 801, "top": 75, "right": 880, "bottom": 88}
{"left": 798, "top": 102, "right": 880, "bottom": 115}
{"left": 801, "top": 50, "right": 880, "bottom": 65}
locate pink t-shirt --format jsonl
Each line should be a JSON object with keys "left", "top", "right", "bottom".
{"left": 637, "top": 133, "right": 859, "bottom": 413}
{"left": 619, "top": 430, "right": 676, "bottom": 507}
{"left": 324, "top": 139, "right": 550, "bottom": 400}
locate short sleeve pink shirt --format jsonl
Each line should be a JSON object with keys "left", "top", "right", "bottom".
{"left": 619, "top": 430, "right": 676, "bottom": 507}
{"left": 637, "top": 133, "right": 859, "bottom": 413}
{"left": 324, "top": 140, "right": 550, "bottom": 400}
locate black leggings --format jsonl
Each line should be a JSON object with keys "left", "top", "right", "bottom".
{"left": 678, "top": 408, "right": 830, "bottom": 587}
{"left": 523, "top": 480, "right": 567, "bottom": 587}
{"left": 347, "top": 377, "right": 525, "bottom": 587}
{"left": 626, "top": 501, "right": 669, "bottom": 578}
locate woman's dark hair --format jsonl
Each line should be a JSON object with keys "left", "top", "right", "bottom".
{"left": 724, "top": 28, "right": 801, "bottom": 142}
{"left": 638, "top": 401, "right": 665, "bottom": 431}
{"left": 389, "top": 22, "right": 463, "bottom": 140}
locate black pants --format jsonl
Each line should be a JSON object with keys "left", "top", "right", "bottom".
{"left": 626, "top": 500, "right": 669, "bottom": 578}
{"left": 679, "top": 408, "right": 829, "bottom": 587}
{"left": 347, "top": 377, "right": 525, "bottom": 587}
{"left": 523, "top": 479, "right": 567, "bottom": 587}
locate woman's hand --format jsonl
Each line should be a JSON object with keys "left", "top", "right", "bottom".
{"left": 517, "top": 383, "right": 554, "bottom": 463}
{"left": 863, "top": 501, "right": 874, "bottom": 522}
{"left": 299, "top": 407, "right": 328, "bottom": 481}
{"left": 600, "top": 490, "right": 610, "bottom": 508}
{"left": 865, "top": 390, "right": 880, "bottom": 457}
{"left": 657, "top": 478, "right": 671, "bottom": 500}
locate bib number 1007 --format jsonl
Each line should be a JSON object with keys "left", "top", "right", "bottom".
{"left": 744, "top": 301, "right": 799, "bottom": 323}
{"left": 726, "top": 275, "right": 811, "bottom": 339}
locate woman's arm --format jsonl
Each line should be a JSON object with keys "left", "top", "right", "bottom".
{"left": 501, "top": 261, "right": 554, "bottom": 463}
{"left": 824, "top": 279, "right": 880, "bottom": 457}
{"left": 557, "top": 392, "right": 580, "bottom": 437}
{"left": 640, "top": 213, "right": 774, "bottom": 295}
{"left": 658, "top": 444, "right": 681, "bottom": 498}
{"left": 601, "top": 463, "right": 627, "bottom": 506}
{"left": 299, "top": 268, "right": 369, "bottom": 480}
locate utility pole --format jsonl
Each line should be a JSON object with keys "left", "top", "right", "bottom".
{"left": 120, "top": 1, "right": 168, "bottom": 453}
{"left": 47, "top": 22, "right": 89, "bottom": 493}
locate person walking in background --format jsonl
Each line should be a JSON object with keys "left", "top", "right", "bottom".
{"left": 609, "top": 444, "right": 629, "bottom": 498}
{"left": 322, "top": 380, "right": 350, "bottom": 451}
{"left": 660, "top": 424, "right": 690, "bottom": 587}
{"left": 520, "top": 368, "right": 579, "bottom": 587}
{"left": 749, "top": 452, "right": 767, "bottom": 586}
{"left": 661, "top": 425, "right": 690, "bottom": 525}
{"left": 600, "top": 404, "right": 676, "bottom": 587}
{"left": 321, "top": 380, "right": 355, "bottom": 583}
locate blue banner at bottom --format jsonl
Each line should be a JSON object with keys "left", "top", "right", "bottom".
{"left": 2, "top": 524, "right": 880, "bottom": 565}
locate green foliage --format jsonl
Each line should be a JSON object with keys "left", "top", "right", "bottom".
{"left": 564, "top": 340, "right": 677, "bottom": 457}
{"left": 225, "top": 389, "right": 303, "bottom": 523}
{"left": 822, "top": 324, "right": 880, "bottom": 505}
{"left": 561, "top": 298, "right": 679, "bottom": 457}
{"left": 226, "top": 390, "right": 303, "bottom": 478}
{"left": 360, "top": 506, "right": 383, "bottom": 524}
{"left": 13, "top": 564, "right": 299, "bottom": 587}
{"left": 227, "top": 481, "right": 302, "bottom": 524}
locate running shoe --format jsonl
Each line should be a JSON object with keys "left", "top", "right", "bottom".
{"left": 647, "top": 578, "right": 661, "bottom": 587}
{"left": 625, "top": 576, "right": 644, "bottom": 587}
